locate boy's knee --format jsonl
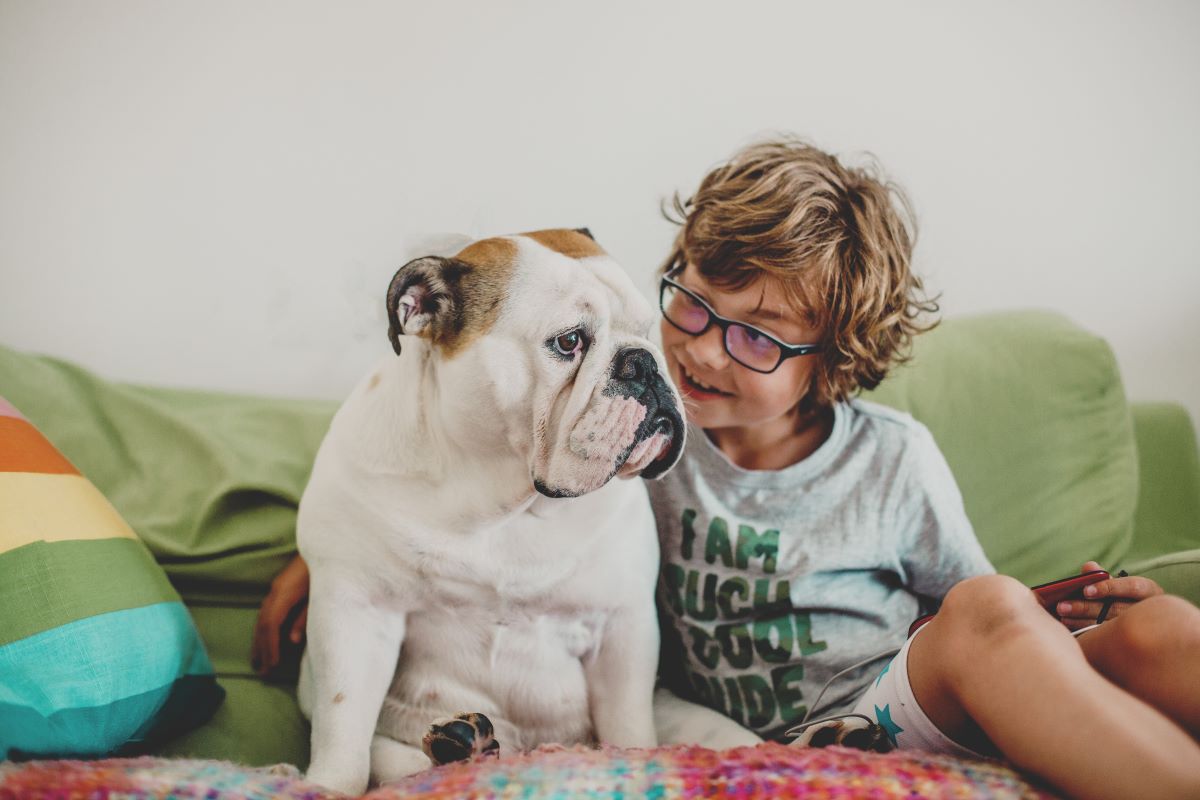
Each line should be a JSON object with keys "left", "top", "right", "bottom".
{"left": 1105, "top": 594, "right": 1200, "bottom": 665}
{"left": 938, "top": 574, "right": 1041, "bottom": 640}
{"left": 931, "top": 575, "right": 1046, "bottom": 657}
{"left": 913, "top": 576, "right": 1042, "bottom": 702}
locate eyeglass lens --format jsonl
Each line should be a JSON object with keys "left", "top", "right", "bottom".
{"left": 662, "top": 283, "right": 781, "bottom": 371}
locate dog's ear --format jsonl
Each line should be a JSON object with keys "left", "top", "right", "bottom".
{"left": 386, "top": 241, "right": 514, "bottom": 357}
{"left": 386, "top": 256, "right": 459, "bottom": 356}
{"left": 573, "top": 227, "right": 595, "bottom": 241}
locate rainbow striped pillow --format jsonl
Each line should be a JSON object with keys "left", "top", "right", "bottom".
{"left": 0, "top": 397, "right": 223, "bottom": 759}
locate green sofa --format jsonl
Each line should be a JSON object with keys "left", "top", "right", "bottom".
{"left": 1, "top": 309, "right": 1197, "bottom": 770}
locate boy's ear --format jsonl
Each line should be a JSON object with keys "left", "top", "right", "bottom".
{"left": 386, "top": 256, "right": 458, "bottom": 355}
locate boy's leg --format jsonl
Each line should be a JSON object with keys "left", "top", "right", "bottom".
{"left": 906, "top": 575, "right": 1200, "bottom": 800}
{"left": 1074, "top": 594, "right": 1200, "bottom": 737}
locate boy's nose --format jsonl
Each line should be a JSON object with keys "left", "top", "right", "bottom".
{"left": 687, "top": 324, "right": 728, "bottom": 369}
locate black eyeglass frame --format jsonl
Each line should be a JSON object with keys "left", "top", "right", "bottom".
{"left": 658, "top": 269, "right": 822, "bottom": 374}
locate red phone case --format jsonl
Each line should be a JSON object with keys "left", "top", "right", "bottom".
{"left": 907, "top": 570, "right": 1111, "bottom": 638}
{"left": 1030, "top": 569, "right": 1110, "bottom": 609}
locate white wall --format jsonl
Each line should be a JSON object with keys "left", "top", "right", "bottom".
{"left": 2, "top": 1, "right": 1198, "bottom": 431}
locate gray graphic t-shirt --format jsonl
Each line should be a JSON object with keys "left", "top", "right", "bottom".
{"left": 648, "top": 399, "right": 994, "bottom": 741}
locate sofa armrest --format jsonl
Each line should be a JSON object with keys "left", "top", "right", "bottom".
{"left": 1125, "top": 403, "right": 1200, "bottom": 564}
{"left": 1121, "top": 549, "right": 1200, "bottom": 609}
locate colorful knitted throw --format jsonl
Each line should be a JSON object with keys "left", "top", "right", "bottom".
{"left": 0, "top": 744, "right": 1060, "bottom": 799}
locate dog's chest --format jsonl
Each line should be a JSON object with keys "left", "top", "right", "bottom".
{"left": 406, "top": 520, "right": 619, "bottom": 661}
{"left": 417, "top": 556, "right": 605, "bottom": 647}
{"left": 408, "top": 508, "right": 625, "bottom": 608}
{"left": 410, "top": 596, "right": 605, "bottom": 662}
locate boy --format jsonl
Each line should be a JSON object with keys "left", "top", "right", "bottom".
{"left": 257, "top": 138, "right": 1200, "bottom": 798}
{"left": 651, "top": 137, "right": 1200, "bottom": 798}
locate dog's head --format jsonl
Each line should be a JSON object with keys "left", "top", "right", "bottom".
{"left": 386, "top": 228, "right": 684, "bottom": 497}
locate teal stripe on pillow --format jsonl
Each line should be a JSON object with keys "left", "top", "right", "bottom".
{"left": 0, "top": 601, "right": 214, "bottom": 714}
{"left": 0, "top": 674, "right": 222, "bottom": 759}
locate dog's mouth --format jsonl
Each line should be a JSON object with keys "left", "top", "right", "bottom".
{"left": 620, "top": 411, "right": 682, "bottom": 480}
{"left": 621, "top": 425, "right": 672, "bottom": 474}
{"left": 539, "top": 383, "right": 685, "bottom": 497}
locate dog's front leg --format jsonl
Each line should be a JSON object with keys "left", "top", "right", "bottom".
{"left": 304, "top": 565, "right": 406, "bottom": 795}
{"left": 584, "top": 602, "right": 659, "bottom": 747}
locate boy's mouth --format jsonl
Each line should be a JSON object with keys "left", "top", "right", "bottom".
{"left": 679, "top": 364, "right": 733, "bottom": 398}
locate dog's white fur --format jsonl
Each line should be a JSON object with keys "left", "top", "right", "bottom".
{"left": 297, "top": 232, "right": 758, "bottom": 793}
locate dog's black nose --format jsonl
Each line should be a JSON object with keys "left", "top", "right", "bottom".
{"left": 613, "top": 348, "right": 659, "bottom": 385}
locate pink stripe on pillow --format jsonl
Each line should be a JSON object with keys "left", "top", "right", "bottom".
{"left": 0, "top": 397, "right": 27, "bottom": 421}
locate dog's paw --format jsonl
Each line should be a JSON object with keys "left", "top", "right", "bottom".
{"left": 789, "top": 715, "right": 894, "bottom": 753}
{"left": 422, "top": 712, "right": 500, "bottom": 766}
{"left": 261, "top": 763, "right": 301, "bottom": 778}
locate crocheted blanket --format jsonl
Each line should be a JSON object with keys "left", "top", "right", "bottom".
{"left": 0, "top": 744, "right": 1060, "bottom": 799}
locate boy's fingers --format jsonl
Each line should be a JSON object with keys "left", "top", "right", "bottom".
{"left": 1081, "top": 560, "right": 1104, "bottom": 574}
{"left": 291, "top": 606, "right": 309, "bottom": 644}
{"left": 1057, "top": 600, "right": 1130, "bottom": 621}
{"left": 254, "top": 617, "right": 280, "bottom": 672}
{"left": 1081, "top": 575, "right": 1159, "bottom": 600}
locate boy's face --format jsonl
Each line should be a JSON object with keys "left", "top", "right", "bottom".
{"left": 660, "top": 262, "right": 822, "bottom": 433}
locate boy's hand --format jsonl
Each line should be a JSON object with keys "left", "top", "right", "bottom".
{"left": 252, "top": 554, "right": 311, "bottom": 676}
{"left": 1055, "top": 560, "right": 1163, "bottom": 631}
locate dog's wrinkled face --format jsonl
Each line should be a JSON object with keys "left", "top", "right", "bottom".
{"left": 386, "top": 229, "right": 684, "bottom": 497}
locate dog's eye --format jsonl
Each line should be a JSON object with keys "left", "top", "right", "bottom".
{"left": 551, "top": 329, "right": 586, "bottom": 358}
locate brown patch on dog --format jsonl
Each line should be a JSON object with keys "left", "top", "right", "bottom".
{"left": 367, "top": 373, "right": 381, "bottom": 391}
{"left": 333, "top": 692, "right": 345, "bottom": 704}
{"left": 430, "top": 237, "right": 518, "bottom": 358}
{"left": 454, "top": 236, "right": 518, "bottom": 269}
{"left": 520, "top": 228, "right": 606, "bottom": 260}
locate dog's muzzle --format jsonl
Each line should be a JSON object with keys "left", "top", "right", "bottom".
{"left": 609, "top": 347, "right": 684, "bottom": 480}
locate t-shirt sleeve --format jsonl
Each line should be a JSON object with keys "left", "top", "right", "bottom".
{"left": 896, "top": 424, "right": 995, "bottom": 605}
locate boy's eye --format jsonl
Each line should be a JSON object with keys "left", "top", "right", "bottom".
{"left": 728, "top": 324, "right": 779, "bottom": 361}
{"left": 739, "top": 326, "right": 776, "bottom": 351}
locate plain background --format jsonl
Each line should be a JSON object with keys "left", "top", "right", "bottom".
{"left": 2, "top": 1, "right": 1198, "bottom": 436}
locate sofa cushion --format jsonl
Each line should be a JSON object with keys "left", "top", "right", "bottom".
{"left": 866, "top": 311, "right": 1139, "bottom": 584}
{"left": 0, "top": 397, "right": 223, "bottom": 759}
{"left": 153, "top": 603, "right": 310, "bottom": 767}
{"left": 1127, "top": 403, "right": 1200, "bottom": 564}
{"left": 1122, "top": 549, "right": 1200, "bottom": 608}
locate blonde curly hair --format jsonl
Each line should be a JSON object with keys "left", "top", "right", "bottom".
{"left": 662, "top": 136, "right": 938, "bottom": 409}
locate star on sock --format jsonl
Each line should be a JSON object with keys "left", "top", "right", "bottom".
{"left": 874, "top": 659, "right": 893, "bottom": 688}
{"left": 874, "top": 704, "right": 904, "bottom": 747}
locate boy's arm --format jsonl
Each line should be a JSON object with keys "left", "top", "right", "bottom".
{"left": 898, "top": 427, "right": 995, "bottom": 605}
{"left": 252, "top": 553, "right": 310, "bottom": 675}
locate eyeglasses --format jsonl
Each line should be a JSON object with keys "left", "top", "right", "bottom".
{"left": 659, "top": 270, "right": 821, "bottom": 374}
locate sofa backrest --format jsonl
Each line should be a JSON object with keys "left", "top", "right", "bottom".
{"left": 2, "top": 309, "right": 1140, "bottom": 594}
{"left": 866, "top": 310, "right": 1138, "bottom": 584}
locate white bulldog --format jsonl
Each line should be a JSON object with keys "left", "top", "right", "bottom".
{"left": 296, "top": 229, "right": 758, "bottom": 793}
